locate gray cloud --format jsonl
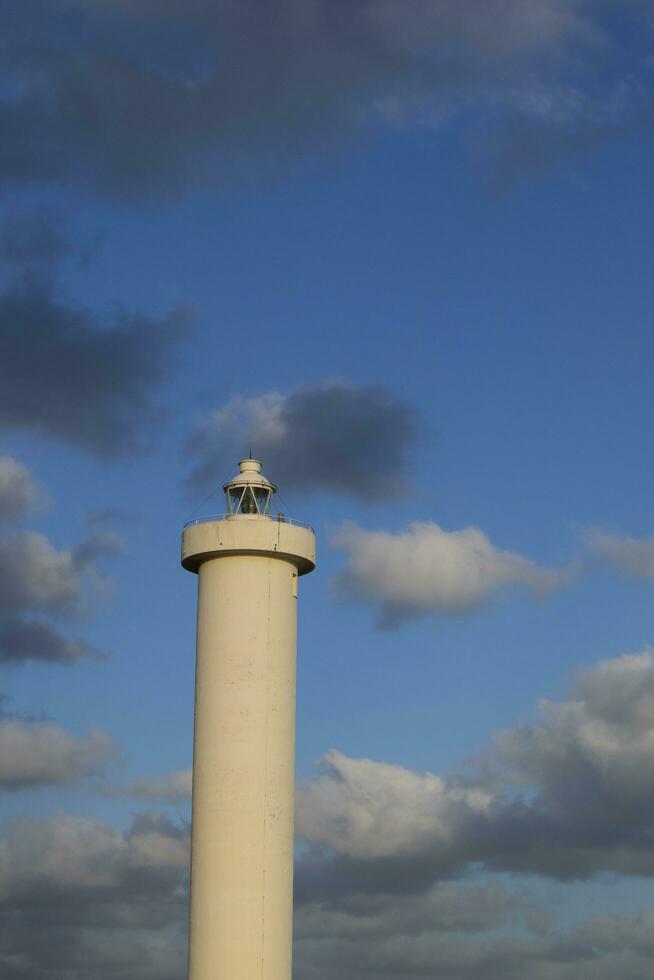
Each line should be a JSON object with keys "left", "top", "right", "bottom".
{"left": 0, "top": 1, "right": 648, "bottom": 198}
{"left": 184, "top": 382, "right": 418, "bottom": 500}
{"left": 0, "top": 720, "right": 116, "bottom": 790}
{"left": 292, "top": 912, "right": 654, "bottom": 980}
{"left": 493, "top": 648, "right": 654, "bottom": 826}
{"left": 0, "top": 531, "right": 83, "bottom": 616}
{"left": 295, "top": 649, "right": 654, "bottom": 890}
{"left": 584, "top": 527, "right": 654, "bottom": 582}
{"left": 0, "top": 456, "right": 42, "bottom": 523}
{"left": 0, "top": 526, "right": 120, "bottom": 620}
{"left": 0, "top": 811, "right": 189, "bottom": 980}
{"left": 333, "top": 520, "right": 573, "bottom": 627}
{"left": 3, "top": 805, "right": 654, "bottom": 980}
{"left": 126, "top": 769, "right": 193, "bottom": 803}
{"left": 295, "top": 880, "right": 524, "bottom": 943}
{"left": 5, "top": 649, "right": 654, "bottom": 977}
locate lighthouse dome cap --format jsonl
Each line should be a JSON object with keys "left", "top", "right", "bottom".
{"left": 223, "top": 458, "right": 277, "bottom": 492}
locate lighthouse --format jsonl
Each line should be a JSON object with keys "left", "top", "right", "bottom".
{"left": 181, "top": 458, "right": 316, "bottom": 980}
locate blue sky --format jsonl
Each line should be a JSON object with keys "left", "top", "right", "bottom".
{"left": 2, "top": 3, "right": 654, "bottom": 978}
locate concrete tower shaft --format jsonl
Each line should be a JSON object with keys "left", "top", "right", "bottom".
{"left": 182, "top": 459, "right": 315, "bottom": 980}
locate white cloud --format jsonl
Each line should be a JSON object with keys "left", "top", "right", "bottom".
{"left": 0, "top": 457, "right": 42, "bottom": 522}
{"left": 0, "top": 721, "right": 117, "bottom": 790}
{"left": 333, "top": 521, "right": 572, "bottom": 626}
{"left": 296, "top": 749, "right": 493, "bottom": 860}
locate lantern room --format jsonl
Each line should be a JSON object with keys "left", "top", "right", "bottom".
{"left": 223, "top": 458, "right": 277, "bottom": 516}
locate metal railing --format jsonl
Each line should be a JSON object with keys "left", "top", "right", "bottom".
{"left": 183, "top": 513, "right": 314, "bottom": 532}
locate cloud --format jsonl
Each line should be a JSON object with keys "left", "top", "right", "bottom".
{"left": 0, "top": 457, "right": 42, "bottom": 523}
{"left": 184, "top": 381, "right": 417, "bottom": 500}
{"left": 3, "top": 808, "right": 654, "bottom": 980}
{"left": 0, "top": 531, "right": 84, "bottom": 616}
{"left": 584, "top": 527, "right": 654, "bottom": 582}
{"left": 0, "top": 207, "right": 87, "bottom": 270}
{"left": 0, "top": 721, "right": 116, "bottom": 790}
{"left": 493, "top": 649, "right": 654, "bottom": 824}
{"left": 0, "top": 618, "right": 105, "bottom": 665}
{"left": 296, "top": 650, "right": 654, "bottom": 890}
{"left": 293, "top": 908, "right": 654, "bottom": 980}
{"left": 297, "top": 749, "right": 493, "bottom": 862}
{"left": 0, "top": 1, "right": 648, "bottom": 198}
{"left": 0, "top": 269, "right": 190, "bottom": 456}
{"left": 4, "top": 659, "right": 654, "bottom": 980}
{"left": 127, "top": 769, "right": 193, "bottom": 803}
{"left": 295, "top": 879, "right": 524, "bottom": 946}
{"left": 0, "top": 811, "right": 188, "bottom": 980}
{"left": 333, "top": 520, "right": 572, "bottom": 626}
{"left": 0, "top": 503, "right": 120, "bottom": 664}
{"left": 0, "top": 528, "right": 119, "bottom": 619}
{"left": 86, "top": 506, "right": 137, "bottom": 527}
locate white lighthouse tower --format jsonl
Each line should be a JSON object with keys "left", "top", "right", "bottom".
{"left": 181, "top": 458, "right": 316, "bottom": 980}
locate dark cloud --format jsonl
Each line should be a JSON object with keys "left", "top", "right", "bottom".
{"left": 184, "top": 381, "right": 418, "bottom": 500}
{"left": 0, "top": 270, "right": 189, "bottom": 456}
{"left": 0, "top": 618, "right": 105, "bottom": 665}
{"left": 0, "top": 1, "right": 648, "bottom": 198}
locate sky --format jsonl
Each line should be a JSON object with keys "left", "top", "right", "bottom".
{"left": 1, "top": 1, "right": 654, "bottom": 977}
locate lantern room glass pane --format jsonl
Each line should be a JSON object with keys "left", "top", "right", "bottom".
{"left": 227, "top": 488, "right": 243, "bottom": 513}
{"left": 226, "top": 485, "right": 272, "bottom": 515}
{"left": 253, "top": 488, "right": 271, "bottom": 514}
{"left": 240, "top": 487, "right": 258, "bottom": 514}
